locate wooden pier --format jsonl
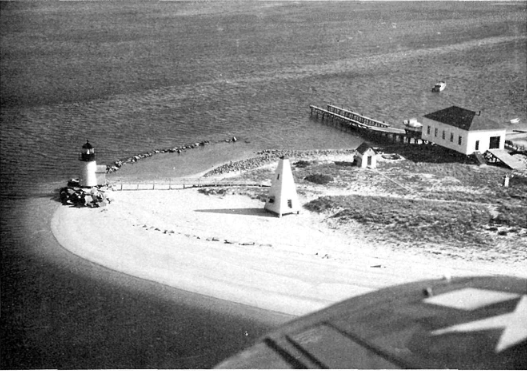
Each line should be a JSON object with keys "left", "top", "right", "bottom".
{"left": 309, "top": 104, "right": 426, "bottom": 144}
{"left": 326, "top": 104, "right": 391, "bottom": 128}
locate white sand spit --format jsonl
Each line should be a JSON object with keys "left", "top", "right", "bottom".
{"left": 52, "top": 189, "right": 524, "bottom": 317}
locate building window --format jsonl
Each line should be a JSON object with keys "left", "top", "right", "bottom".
{"left": 427, "top": 126, "right": 431, "bottom": 135}
{"left": 458, "top": 136, "right": 462, "bottom": 145}
{"left": 450, "top": 133, "right": 454, "bottom": 142}
{"left": 442, "top": 131, "right": 445, "bottom": 140}
{"left": 475, "top": 140, "right": 480, "bottom": 151}
{"left": 489, "top": 136, "right": 500, "bottom": 149}
{"left": 287, "top": 199, "right": 292, "bottom": 208}
{"left": 434, "top": 128, "right": 438, "bottom": 137}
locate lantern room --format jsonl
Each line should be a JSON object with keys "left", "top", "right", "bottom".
{"left": 80, "top": 140, "right": 96, "bottom": 162}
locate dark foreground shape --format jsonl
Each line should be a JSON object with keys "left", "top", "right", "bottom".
{"left": 216, "top": 276, "right": 526, "bottom": 369}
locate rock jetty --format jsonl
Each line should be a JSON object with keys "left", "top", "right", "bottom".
{"left": 106, "top": 137, "right": 238, "bottom": 175}
{"left": 203, "top": 148, "right": 356, "bottom": 177}
{"left": 104, "top": 136, "right": 356, "bottom": 179}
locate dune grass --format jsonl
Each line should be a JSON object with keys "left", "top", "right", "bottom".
{"left": 226, "top": 144, "right": 526, "bottom": 252}
{"left": 305, "top": 195, "right": 492, "bottom": 245}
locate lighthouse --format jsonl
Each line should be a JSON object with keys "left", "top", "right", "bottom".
{"left": 79, "top": 140, "right": 97, "bottom": 187}
{"left": 264, "top": 157, "right": 300, "bottom": 217}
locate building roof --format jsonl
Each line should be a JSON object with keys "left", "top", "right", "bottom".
{"left": 423, "top": 106, "right": 503, "bottom": 131}
{"left": 356, "top": 142, "right": 375, "bottom": 155}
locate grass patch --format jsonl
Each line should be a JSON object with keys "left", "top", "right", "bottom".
{"left": 304, "top": 195, "right": 497, "bottom": 246}
{"left": 493, "top": 204, "right": 527, "bottom": 228}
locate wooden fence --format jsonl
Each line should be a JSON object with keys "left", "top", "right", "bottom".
{"left": 112, "top": 178, "right": 270, "bottom": 191}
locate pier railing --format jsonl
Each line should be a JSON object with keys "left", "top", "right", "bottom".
{"left": 309, "top": 105, "right": 405, "bottom": 134}
{"left": 326, "top": 104, "right": 391, "bottom": 128}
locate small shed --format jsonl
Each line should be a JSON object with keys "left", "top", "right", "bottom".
{"left": 356, "top": 142, "right": 377, "bottom": 168}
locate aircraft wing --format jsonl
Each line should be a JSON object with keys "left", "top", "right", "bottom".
{"left": 216, "top": 276, "right": 527, "bottom": 369}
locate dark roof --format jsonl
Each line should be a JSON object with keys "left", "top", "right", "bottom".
{"left": 356, "top": 142, "right": 374, "bottom": 155}
{"left": 82, "top": 141, "right": 93, "bottom": 149}
{"left": 424, "top": 106, "right": 503, "bottom": 131}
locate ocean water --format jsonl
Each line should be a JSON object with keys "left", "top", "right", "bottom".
{"left": 1, "top": 1, "right": 525, "bottom": 195}
{"left": 1, "top": 2, "right": 525, "bottom": 368}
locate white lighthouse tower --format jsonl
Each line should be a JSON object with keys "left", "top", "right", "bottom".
{"left": 264, "top": 157, "right": 300, "bottom": 217}
{"left": 79, "top": 140, "right": 97, "bottom": 187}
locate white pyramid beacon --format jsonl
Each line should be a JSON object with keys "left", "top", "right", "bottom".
{"left": 264, "top": 156, "right": 300, "bottom": 218}
{"left": 79, "top": 140, "right": 97, "bottom": 187}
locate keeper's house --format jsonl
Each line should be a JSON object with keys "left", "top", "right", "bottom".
{"left": 422, "top": 106, "right": 506, "bottom": 155}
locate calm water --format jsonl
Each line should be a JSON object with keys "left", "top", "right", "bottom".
{"left": 1, "top": 1, "right": 525, "bottom": 368}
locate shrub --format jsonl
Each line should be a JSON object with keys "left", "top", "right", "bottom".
{"left": 334, "top": 161, "right": 354, "bottom": 167}
{"left": 304, "top": 174, "right": 334, "bottom": 185}
{"left": 510, "top": 174, "right": 527, "bottom": 186}
{"left": 198, "top": 188, "right": 228, "bottom": 196}
{"left": 304, "top": 196, "right": 338, "bottom": 212}
{"left": 294, "top": 160, "right": 311, "bottom": 168}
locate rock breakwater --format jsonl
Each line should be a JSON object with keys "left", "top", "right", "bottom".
{"left": 106, "top": 137, "right": 238, "bottom": 174}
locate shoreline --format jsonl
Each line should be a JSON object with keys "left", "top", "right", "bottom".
{"left": 106, "top": 139, "right": 262, "bottom": 182}
{"left": 2, "top": 195, "right": 292, "bottom": 369}
{"left": 52, "top": 143, "right": 526, "bottom": 317}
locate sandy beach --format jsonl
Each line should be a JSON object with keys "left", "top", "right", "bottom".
{"left": 51, "top": 147, "right": 526, "bottom": 318}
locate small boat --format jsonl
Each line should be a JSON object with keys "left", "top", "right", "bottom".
{"left": 510, "top": 118, "right": 520, "bottom": 124}
{"left": 403, "top": 118, "right": 423, "bottom": 136}
{"left": 404, "top": 118, "right": 422, "bottom": 128}
{"left": 432, "top": 81, "right": 446, "bottom": 92}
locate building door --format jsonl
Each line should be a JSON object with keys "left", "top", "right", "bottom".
{"left": 367, "top": 156, "right": 372, "bottom": 166}
{"left": 489, "top": 136, "right": 500, "bottom": 149}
